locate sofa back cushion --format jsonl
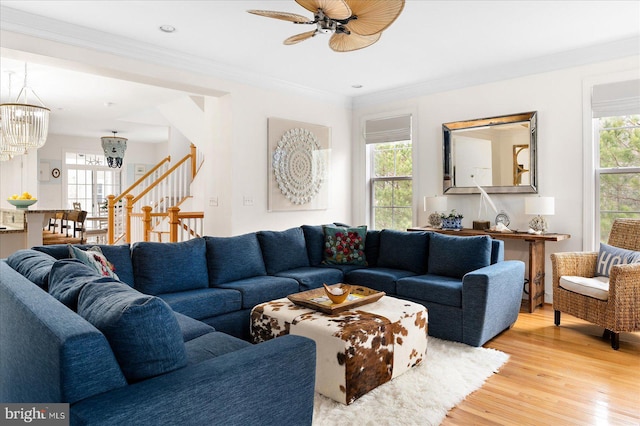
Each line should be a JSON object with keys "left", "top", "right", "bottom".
{"left": 32, "top": 244, "right": 135, "bottom": 287}
{"left": 428, "top": 233, "right": 492, "bottom": 278}
{"left": 364, "top": 230, "right": 381, "bottom": 267}
{"left": 377, "top": 230, "right": 429, "bottom": 274}
{"left": 77, "top": 280, "right": 187, "bottom": 382}
{"left": 7, "top": 249, "right": 57, "bottom": 290}
{"left": 302, "top": 225, "right": 325, "bottom": 266}
{"left": 132, "top": 238, "right": 208, "bottom": 295}
{"left": 205, "top": 233, "right": 267, "bottom": 285}
{"left": 49, "top": 259, "right": 119, "bottom": 310}
{"left": 257, "top": 227, "right": 310, "bottom": 274}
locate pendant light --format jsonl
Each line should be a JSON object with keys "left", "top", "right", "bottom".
{"left": 101, "top": 131, "right": 127, "bottom": 168}
{"left": 0, "top": 63, "right": 50, "bottom": 152}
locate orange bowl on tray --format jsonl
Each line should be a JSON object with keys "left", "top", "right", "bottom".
{"left": 323, "top": 283, "right": 352, "bottom": 304}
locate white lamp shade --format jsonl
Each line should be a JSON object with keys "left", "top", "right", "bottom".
{"left": 525, "top": 196, "right": 555, "bottom": 215}
{"left": 424, "top": 196, "right": 447, "bottom": 212}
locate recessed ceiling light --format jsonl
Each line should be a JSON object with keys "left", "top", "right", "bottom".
{"left": 159, "top": 25, "right": 176, "bottom": 33}
{"left": 351, "top": 84, "right": 363, "bottom": 89}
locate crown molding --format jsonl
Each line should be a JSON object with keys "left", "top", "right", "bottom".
{"left": 352, "top": 37, "right": 640, "bottom": 109}
{"left": 0, "top": 6, "right": 352, "bottom": 108}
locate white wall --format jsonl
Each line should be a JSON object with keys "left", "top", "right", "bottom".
{"left": 0, "top": 31, "right": 353, "bottom": 237}
{"left": 353, "top": 56, "right": 640, "bottom": 302}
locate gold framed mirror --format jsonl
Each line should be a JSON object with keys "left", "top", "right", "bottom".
{"left": 443, "top": 111, "right": 537, "bottom": 194}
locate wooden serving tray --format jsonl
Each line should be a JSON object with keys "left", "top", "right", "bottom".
{"left": 288, "top": 284, "right": 385, "bottom": 314}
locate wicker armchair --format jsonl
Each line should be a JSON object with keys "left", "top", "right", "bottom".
{"left": 551, "top": 219, "right": 640, "bottom": 349}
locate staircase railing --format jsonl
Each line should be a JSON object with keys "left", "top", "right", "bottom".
{"left": 107, "top": 144, "right": 203, "bottom": 244}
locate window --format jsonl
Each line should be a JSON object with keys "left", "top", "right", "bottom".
{"left": 595, "top": 115, "right": 640, "bottom": 242}
{"left": 592, "top": 79, "right": 640, "bottom": 243}
{"left": 365, "top": 115, "right": 412, "bottom": 230}
{"left": 65, "top": 152, "right": 121, "bottom": 214}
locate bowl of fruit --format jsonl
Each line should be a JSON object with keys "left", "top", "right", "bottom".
{"left": 7, "top": 192, "right": 37, "bottom": 209}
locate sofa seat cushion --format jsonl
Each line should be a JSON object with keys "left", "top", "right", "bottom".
{"left": 257, "top": 227, "right": 310, "bottom": 274}
{"left": 7, "top": 249, "right": 57, "bottom": 290}
{"left": 559, "top": 275, "right": 609, "bottom": 301}
{"left": 217, "top": 276, "right": 300, "bottom": 309}
{"left": 396, "top": 274, "right": 463, "bottom": 307}
{"left": 377, "top": 230, "right": 429, "bottom": 274}
{"left": 132, "top": 238, "right": 209, "bottom": 295}
{"left": 78, "top": 280, "right": 187, "bottom": 382}
{"left": 275, "top": 267, "right": 343, "bottom": 292}
{"left": 344, "top": 268, "right": 417, "bottom": 295}
{"left": 49, "top": 259, "right": 116, "bottom": 310}
{"left": 319, "top": 263, "right": 368, "bottom": 274}
{"left": 33, "top": 244, "right": 135, "bottom": 287}
{"left": 428, "top": 233, "right": 492, "bottom": 279}
{"left": 205, "top": 233, "right": 267, "bottom": 285}
{"left": 184, "top": 331, "right": 251, "bottom": 365}
{"left": 174, "top": 312, "right": 216, "bottom": 342}
{"left": 158, "top": 288, "right": 242, "bottom": 320}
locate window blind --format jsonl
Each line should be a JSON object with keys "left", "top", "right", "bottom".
{"left": 364, "top": 115, "right": 412, "bottom": 144}
{"left": 592, "top": 79, "right": 640, "bottom": 118}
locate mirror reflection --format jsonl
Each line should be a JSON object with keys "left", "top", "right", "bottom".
{"left": 443, "top": 111, "right": 537, "bottom": 194}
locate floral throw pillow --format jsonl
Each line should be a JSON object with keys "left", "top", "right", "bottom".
{"left": 68, "top": 245, "right": 120, "bottom": 280}
{"left": 322, "top": 225, "right": 367, "bottom": 266}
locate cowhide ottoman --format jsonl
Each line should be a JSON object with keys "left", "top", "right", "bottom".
{"left": 250, "top": 296, "right": 428, "bottom": 405}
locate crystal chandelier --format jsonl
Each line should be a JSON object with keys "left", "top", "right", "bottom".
{"left": 0, "top": 64, "right": 50, "bottom": 152}
{"left": 101, "top": 131, "right": 127, "bottom": 168}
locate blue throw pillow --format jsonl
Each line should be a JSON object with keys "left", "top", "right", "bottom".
{"left": 428, "top": 233, "right": 492, "bottom": 279}
{"left": 257, "top": 227, "right": 310, "bottom": 274}
{"left": 596, "top": 243, "right": 640, "bottom": 277}
{"left": 377, "top": 230, "right": 429, "bottom": 274}
{"left": 322, "top": 225, "right": 367, "bottom": 265}
{"left": 49, "top": 259, "right": 115, "bottom": 310}
{"left": 131, "top": 238, "right": 209, "bottom": 295}
{"left": 6, "top": 249, "right": 57, "bottom": 290}
{"left": 205, "top": 233, "right": 267, "bottom": 285}
{"left": 77, "top": 280, "right": 187, "bottom": 382}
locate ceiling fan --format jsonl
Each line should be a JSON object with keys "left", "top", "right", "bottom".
{"left": 248, "top": 0, "right": 405, "bottom": 52}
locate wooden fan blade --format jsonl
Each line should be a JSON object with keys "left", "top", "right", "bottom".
{"left": 343, "top": 0, "right": 405, "bottom": 36}
{"left": 284, "top": 30, "right": 317, "bottom": 45}
{"left": 295, "top": 0, "right": 351, "bottom": 20}
{"left": 247, "top": 10, "right": 311, "bottom": 23}
{"left": 329, "top": 31, "right": 381, "bottom": 52}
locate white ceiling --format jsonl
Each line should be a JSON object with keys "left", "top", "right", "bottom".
{"left": 1, "top": 0, "right": 639, "bottom": 144}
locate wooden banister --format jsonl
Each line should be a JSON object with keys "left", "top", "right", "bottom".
{"left": 132, "top": 152, "right": 192, "bottom": 204}
{"left": 115, "top": 155, "right": 170, "bottom": 204}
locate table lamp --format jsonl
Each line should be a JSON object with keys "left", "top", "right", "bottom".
{"left": 525, "top": 196, "right": 555, "bottom": 233}
{"left": 424, "top": 195, "right": 447, "bottom": 228}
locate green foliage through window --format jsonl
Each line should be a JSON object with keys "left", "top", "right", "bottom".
{"left": 597, "top": 115, "right": 640, "bottom": 242}
{"left": 370, "top": 141, "right": 412, "bottom": 230}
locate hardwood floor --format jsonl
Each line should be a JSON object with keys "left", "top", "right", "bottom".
{"left": 443, "top": 304, "right": 640, "bottom": 425}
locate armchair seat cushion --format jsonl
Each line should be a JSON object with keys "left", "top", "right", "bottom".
{"left": 559, "top": 275, "right": 609, "bottom": 301}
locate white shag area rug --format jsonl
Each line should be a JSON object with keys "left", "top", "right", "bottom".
{"left": 312, "top": 337, "right": 508, "bottom": 426}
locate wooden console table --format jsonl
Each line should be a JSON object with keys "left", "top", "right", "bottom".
{"left": 408, "top": 227, "right": 571, "bottom": 313}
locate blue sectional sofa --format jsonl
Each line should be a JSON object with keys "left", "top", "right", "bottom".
{"left": 1, "top": 224, "right": 524, "bottom": 424}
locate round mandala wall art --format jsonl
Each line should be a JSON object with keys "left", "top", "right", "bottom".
{"left": 272, "top": 128, "right": 326, "bottom": 205}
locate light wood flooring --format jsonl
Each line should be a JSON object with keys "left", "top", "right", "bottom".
{"left": 443, "top": 304, "right": 640, "bottom": 425}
